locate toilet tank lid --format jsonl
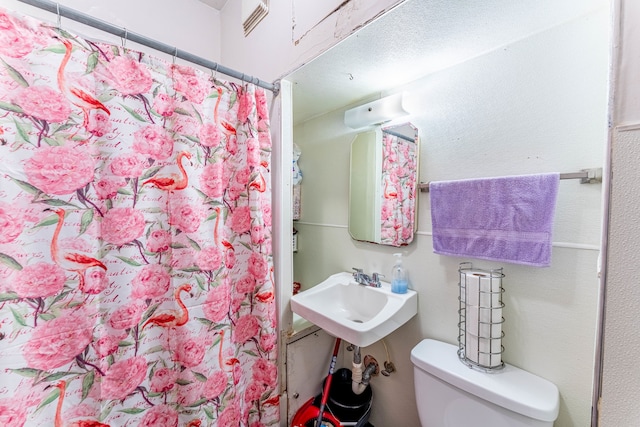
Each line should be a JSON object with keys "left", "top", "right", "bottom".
{"left": 410, "top": 339, "right": 559, "bottom": 422}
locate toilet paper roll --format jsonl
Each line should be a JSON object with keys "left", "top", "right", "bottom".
{"left": 460, "top": 269, "right": 503, "bottom": 368}
{"left": 466, "top": 334, "right": 479, "bottom": 364}
{"left": 478, "top": 337, "right": 502, "bottom": 367}
{"left": 466, "top": 298, "right": 480, "bottom": 338}
{"left": 465, "top": 272, "right": 501, "bottom": 305}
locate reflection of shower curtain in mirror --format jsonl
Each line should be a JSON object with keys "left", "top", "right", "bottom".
{"left": 380, "top": 133, "right": 417, "bottom": 246}
{"left": 0, "top": 8, "right": 278, "bottom": 426}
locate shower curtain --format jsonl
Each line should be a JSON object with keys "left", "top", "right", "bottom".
{"left": 0, "top": 8, "right": 278, "bottom": 427}
{"left": 380, "top": 132, "right": 416, "bottom": 246}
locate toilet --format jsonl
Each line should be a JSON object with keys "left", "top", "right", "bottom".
{"left": 410, "top": 339, "right": 559, "bottom": 426}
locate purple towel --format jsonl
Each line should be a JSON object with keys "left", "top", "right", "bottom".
{"left": 429, "top": 173, "right": 560, "bottom": 267}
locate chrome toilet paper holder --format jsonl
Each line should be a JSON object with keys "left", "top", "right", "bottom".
{"left": 457, "top": 262, "right": 505, "bottom": 372}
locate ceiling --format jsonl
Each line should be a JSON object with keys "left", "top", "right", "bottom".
{"left": 198, "top": 0, "right": 229, "bottom": 10}
{"left": 286, "top": 0, "right": 603, "bottom": 125}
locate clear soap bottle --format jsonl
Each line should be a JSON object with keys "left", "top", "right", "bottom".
{"left": 391, "top": 253, "right": 408, "bottom": 294}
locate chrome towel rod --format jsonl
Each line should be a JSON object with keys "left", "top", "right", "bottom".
{"left": 418, "top": 168, "right": 603, "bottom": 192}
{"left": 16, "top": 0, "right": 279, "bottom": 94}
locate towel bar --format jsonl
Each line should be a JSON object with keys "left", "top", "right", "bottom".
{"left": 418, "top": 167, "right": 602, "bottom": 192}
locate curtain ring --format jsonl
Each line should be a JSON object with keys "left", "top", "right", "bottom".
{"left": 56, "top": 3, "right": 61, "bottom": 29}
{"left": 121, "top": 28, "right": 128, "bottom": 49}
{"left": 173, "top": 47, "right": 178, "bottom": 64}
{"left": 213, "top": 63, "right": 219, "bottom": 81}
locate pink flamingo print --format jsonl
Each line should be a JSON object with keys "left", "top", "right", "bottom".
{"left": 221, "top": 239, "right": 234, "bottom": 256}
{"left": 384, "top": 179, "right": 398, "bottom": 199}
{"left": 57, "top": 39, "right": 110, "bottom": 131}
{"left": 48, "top": 208, "right": 107, "bottom": 292}
{"left": 255, "top": 291, "right": 274, "bottom": 303}
{"left": 53, "top": 380, "right": 110, "bottom": 427}
{"left": 212, "top": 206, "right": 223, "bottom": 246}
{"left": 256, "top": 266, "right": 275, "bottom": 303}
{"left": 262, "top": 395, "right": 280, "bottom": 407}
{"left": 214, "top": 87, "right": 236, "bottom": 136}
{"left": 142, "top": 284, "right": 192, "bottom": 329}
{"left": 215, "top": 329, "right": 239, "bottom": 370}
{"left": 142, "top": 151, "right": 192, "bottom": 191}
{"left": 249, "top": 170, "right": 266, "bottom": 192}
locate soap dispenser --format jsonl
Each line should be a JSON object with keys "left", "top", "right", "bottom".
{"left": 391, "top": 253, "right": 408, "bottom": 294}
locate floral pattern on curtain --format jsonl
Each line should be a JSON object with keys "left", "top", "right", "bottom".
{"left": 380, "top": 132, "right": 417, "bottom": 246}
{"left": 0, "top": 8, "right": 278, "bottom": 427}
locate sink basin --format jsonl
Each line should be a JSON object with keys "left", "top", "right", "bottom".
{"left": 290, "top": 272, "right": 418, "bottom": 347}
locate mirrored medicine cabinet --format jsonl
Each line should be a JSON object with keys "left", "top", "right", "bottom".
{"left": 348, "top": 123, "right": 419, "bottom": 247}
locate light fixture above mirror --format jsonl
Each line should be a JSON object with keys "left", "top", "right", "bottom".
{"left": 344, "top": 93, "right": 409, "bottom": 129}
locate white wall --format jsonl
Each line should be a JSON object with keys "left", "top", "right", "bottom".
{"left": 612, "top": 0, "right": 640, "bottom": 127}
{"left": 0, "top": 0, "right": 221, "bottom": 65}
{"left": 293, "top": 7, "right": 609, "bottom": 427}
{"left": 599, "top": 0, "right": 640, "bottom": 425}
{"left": 600, "top": 127, "right": 640, "bottom": 426}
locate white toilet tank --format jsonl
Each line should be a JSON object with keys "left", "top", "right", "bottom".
{"left": 410, "top": 339, "right": 559, "bottom": 427}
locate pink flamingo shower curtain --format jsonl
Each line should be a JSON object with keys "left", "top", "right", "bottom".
{"left": 380, "top": 132, "right": 417, "bottom": 246}
{"left": 0, "top": 8, "right": 278, "bottom": 427}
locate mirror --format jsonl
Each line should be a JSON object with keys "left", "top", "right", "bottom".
{"left": 349, "top": 123, "right": 419, "bottom": 246}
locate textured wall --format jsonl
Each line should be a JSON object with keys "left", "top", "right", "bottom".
{"left": 599, "top": 131, "right": 640, "bottom": 425}
{"left": 599, "top": 0, "right": 640, "bottom": 424}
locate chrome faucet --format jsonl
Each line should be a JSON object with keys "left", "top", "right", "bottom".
{"left": 352, "top": 268, "right": 384, "bottom": 288}
{"left": 371, "top": 272, "right": 384, "bottom": 287}
{"left": 352, "top": 268, "right": 370, "bottom": 285}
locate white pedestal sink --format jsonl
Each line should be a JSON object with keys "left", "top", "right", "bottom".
{"left": 290, "top": 272, "right": 418, "bottom": 347}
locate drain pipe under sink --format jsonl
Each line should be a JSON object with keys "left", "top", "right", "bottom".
{"left": 352, "top": 346, "right": 377, "bottom": 395}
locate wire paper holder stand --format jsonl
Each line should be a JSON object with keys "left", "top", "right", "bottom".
{"left": 458, "top": 262, "right": 505, "bottom": 372}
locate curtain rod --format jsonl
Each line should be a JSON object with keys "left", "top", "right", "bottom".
{"left": 383, "top": 129, "right": 415, "bottom": 142}
{"left": 16, "top": 0, "right": 279, "bottom": 94}
{"left": 418, "top": 168, "right": 603, "bottom": 192}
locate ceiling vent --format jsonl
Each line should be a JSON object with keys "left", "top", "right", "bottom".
{"left": 242, "top": 0, "right": 269, "bottom": 36}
